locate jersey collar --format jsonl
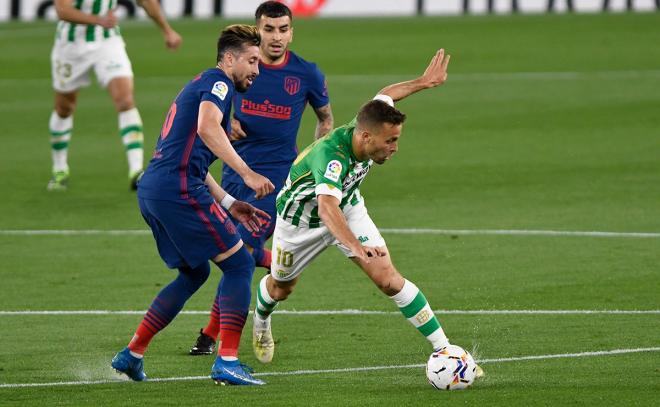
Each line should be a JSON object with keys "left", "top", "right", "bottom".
{"left": 260, "top": 50, "right": 290, "bottom": 70}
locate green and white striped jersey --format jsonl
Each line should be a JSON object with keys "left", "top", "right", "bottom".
{"left": 54, "top": 0, "right": 121, "bottom": 44}
{"left": 276, "top": 117, "right": 373, "bottom": 228}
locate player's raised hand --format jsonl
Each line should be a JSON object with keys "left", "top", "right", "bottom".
{"left": 228, "top": 201, "right": 271, "bottom": 233}
{"left": 97, "top": 11, "right": 117, "bottom": 29}
{"left": 164, "top": 29, "right": 182, "bottom": 50}
{"left": 421, "top": 49, "right": 451, "bottom": 88}
{"left": 376, "top": 49, "right": 451, "bottom": 102}
{"left": 244, "top": 171, "right": 275, "bottom": 199}
{"left": 230, "top": 118, "right": 247, "bottom": 141}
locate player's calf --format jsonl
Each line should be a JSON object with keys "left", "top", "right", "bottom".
{"left": 354, "top": 253, "right": 404, "bottom": 296}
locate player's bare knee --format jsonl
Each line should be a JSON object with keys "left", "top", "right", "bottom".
{"left": 374, "top": 266, "right": 404, "bottom": 296}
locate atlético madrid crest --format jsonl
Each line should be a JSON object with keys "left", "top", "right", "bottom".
{"left": 284, "top": 76, "right": 301, "bottom": 95}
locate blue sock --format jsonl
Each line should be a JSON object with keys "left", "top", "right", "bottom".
{"left": 128, "top": 262, "right": 210, "bottom": 354}
{"left": 215, "top": 247, "right": 255, "bottom": 358}
{"left": 251, "top": 246, "right": 264, "bottom": 264}
{"left": 250, "top": 245, "right": 272, "bottom": 269}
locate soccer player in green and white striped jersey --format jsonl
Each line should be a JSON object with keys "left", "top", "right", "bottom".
{"left": 47, "top": 0, "right": 182, "bottom": 191}
{"left": 251, "top": 50, "right": 482, "bottom": 379}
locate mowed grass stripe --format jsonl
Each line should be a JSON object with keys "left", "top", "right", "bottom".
{"left": 1, "top": 229, "right": 659, "bottom": 238}
{"left": 1, "top": 347, "right": 658, "bottom": 389}
{"left": 1, "top": 309, "right": 658, "bottom": 315}
{"left": 2, "top": 70, "right": 660, "bottom": 85}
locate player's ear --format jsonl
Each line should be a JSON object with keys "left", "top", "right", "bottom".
{"left": 223, "top": 51, "right": 234, "bottom": 66}
{"left": 289, "top": 27, "right": 294, "bottom": 44}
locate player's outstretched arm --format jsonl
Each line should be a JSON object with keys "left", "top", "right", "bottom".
{"left": 377, "top": 49, "right": 451, "bottom": 102}
{"left": 205, "top": 173, "right": 270, "bottom": 233}
{"left": 137, "top": 0, "right": 182, "bottom": 50}
{"left": 54, "top": 0, "right": 116, "bottom": 27}
{"left": 198, "top": 101, "right": 274, "bottom": 199}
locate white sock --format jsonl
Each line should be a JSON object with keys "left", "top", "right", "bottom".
{"left": 254, "top": 275, "right": 276, "bottom": 329}
{"left": 118, "top": 108, "right": 144, "bottom": 175}
{"left": 127, "top": 149, "right": 143, "bottom": 175}
{"left": 391, "top": 279, "right": 450, "bottom": 350}
{"left": 253, "top": 314, "right": 271, "bottom": 331}
{"left": 49, "top": 111, "right": 73, "bottom": 172}
{"left": 129, "top": 350, "right": 143, "bottom": 359}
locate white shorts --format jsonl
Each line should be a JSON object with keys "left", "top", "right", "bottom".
{"left": 51, "top": 36, "right": 133, "bottom": 93}
{"left": 270, "top": 199, "right": 386, "bottom": 282}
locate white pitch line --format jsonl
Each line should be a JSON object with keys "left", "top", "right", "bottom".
{"left": 2, "top": 70, "right": 660, "bottom": 85}
{"left": 380, "top": 228, "right": 660, "bottom": 238}
{"left": 0, "top": 309, "right": 658, "bottom": 316}
{"left": 1, "top": 228, "right": 659, "bottom": 238}
{"left": 0, "top": 347, "right": 658, "bottom": 389}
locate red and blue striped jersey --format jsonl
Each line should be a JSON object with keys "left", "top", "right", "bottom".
{"left": 222, "top": 51, "right": 329, "bottom": 189}
{"left": 138, "top": 68, "right": 234, "bottom": 200}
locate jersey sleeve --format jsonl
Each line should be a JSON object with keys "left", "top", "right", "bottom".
{"left": 306, "top": 64, "right": 330, "bottom": 109}
{"left": 200, "top": 76, "right": 233, "bottom": 115}
{"left": 310, "top": 145, "right": 348, "bottom": 202}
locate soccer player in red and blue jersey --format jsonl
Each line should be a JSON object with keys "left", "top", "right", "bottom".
{"left": 189, "top": 1, "right": 333, "bottom": 357}
{"left": 111, "top": 25, "right": 274, "bottom": 385}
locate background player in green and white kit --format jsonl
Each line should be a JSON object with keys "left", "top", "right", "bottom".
{"left": 47, "top": 0, "right": 182, "bottom": 190}
{"left": 251, "top": 50, "right": 482, "bottom": 376}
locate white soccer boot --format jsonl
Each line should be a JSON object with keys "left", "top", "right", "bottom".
{"left": 252, "top": 314, "right": 274, "bottom": 363}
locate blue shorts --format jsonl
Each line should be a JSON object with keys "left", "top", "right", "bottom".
{"left": 221, "top": 181, "right": 279, "bottom": 250}
{"left": 138, "top": 194, "right": 241, "bottom": 269}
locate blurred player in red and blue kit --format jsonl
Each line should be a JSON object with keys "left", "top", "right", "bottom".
{"left": 111, "top": 24, "right": 275, "bottom": 385}
{"left": 189, "top": 1, "right": 334, "bottom": 357}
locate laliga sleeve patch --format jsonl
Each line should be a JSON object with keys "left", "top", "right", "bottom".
{"left": 211, "top": 81, "right": 229, "bottom": 101}
{"left": 324, "top": 160, "right": 342, "bottom": 182}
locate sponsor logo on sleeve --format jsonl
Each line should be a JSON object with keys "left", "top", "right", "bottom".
{"left": 324, "top": 160, "right": 342, "bottom": 182}
{"left": 211, "top": 81, "right": 229, "bottom": 101}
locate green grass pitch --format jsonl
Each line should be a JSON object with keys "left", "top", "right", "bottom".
{"left": 1, "top": 12, "right": 660, "bottom": 405}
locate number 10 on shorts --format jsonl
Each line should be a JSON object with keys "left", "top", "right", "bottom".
{"left": 275, "top": 246, "right": 294, "bottom": 267}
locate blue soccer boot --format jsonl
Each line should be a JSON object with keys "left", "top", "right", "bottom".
{"left": 111, "top": 347, "right": 147, "bottom": 381}
{"left": 211, "top": 357, "right": 265, "bottom": 385}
